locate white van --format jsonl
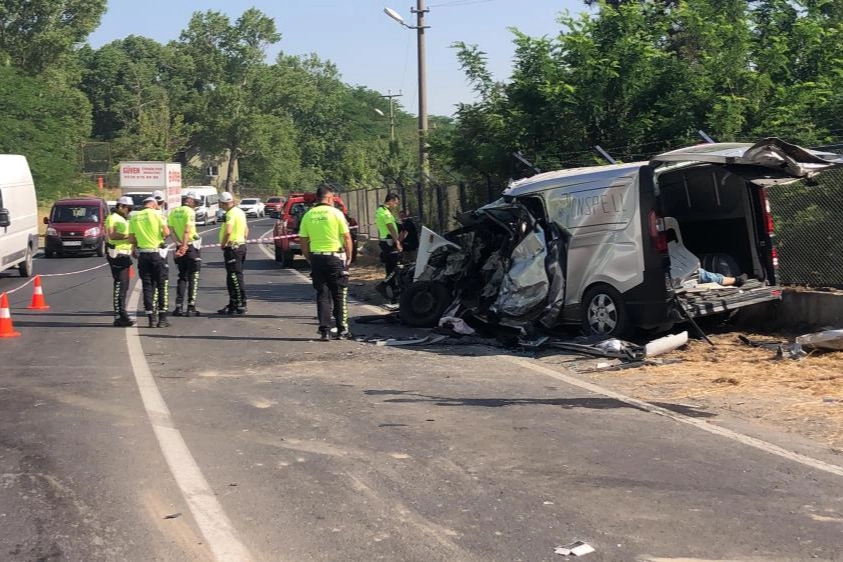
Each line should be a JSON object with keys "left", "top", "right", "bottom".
{"left": 0, "top": 155, "right": 38, "bottom": 277}
{"left": 185, "top": 186, "right": 220, "bottom": 225}
{"left": 404, "top": 138, "right": 843, "bottom": 336}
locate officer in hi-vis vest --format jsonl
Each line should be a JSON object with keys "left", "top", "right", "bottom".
{"left": 105, "top": 196, "right": 135, "bottom": 327}
{"left": 169, "top": 190, "right": 202, "bottom": 317}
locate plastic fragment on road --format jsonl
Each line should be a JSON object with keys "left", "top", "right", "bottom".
{"left": 438, "top": 316, "right": 476, "bottom": 335}
{"left": 796, "top": 329, "right": 843, "bottom": 351}
{"left": 644, "top": 331, "right": 689, "bottom": 358}
{"left": 555, "top": 541, "right": 596, "bottom": 556}
{"left": 776, "top": 342, "right": 807, "bottom": 361}
{"left": 163, "top": 512, "right": 182, "bottom": 520}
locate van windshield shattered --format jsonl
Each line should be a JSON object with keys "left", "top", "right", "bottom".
{"left": 52, "top": 206, "right": 100, "bottom": 223}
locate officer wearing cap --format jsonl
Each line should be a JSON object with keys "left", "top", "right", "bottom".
{"left": 375, "top": 192, "right": 402, "bottom": 301}
{"left": 129, "top": 196, "right": 171, "bottom": 328}
{"left": 152, "top": 190, "right": 167, "bottom": 214}
{"left": 217, "top": 191, "right": 249, "bottom": 314}
{"left": 105, "top": 196, "right": 135, "bottom": 327}
{"left": 169, "top": 190, "right": 202, "bottom": 317}
{"left": 300, "top": 185, "right": 354, "bottom": 341}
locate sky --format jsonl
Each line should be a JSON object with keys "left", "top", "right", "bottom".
{"left": 87, "top": 0, "right": 589, "bottom": 117}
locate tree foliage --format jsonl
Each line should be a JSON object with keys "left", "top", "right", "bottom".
{"left": 434, "top": 0, "right": 843, "bottom": 184}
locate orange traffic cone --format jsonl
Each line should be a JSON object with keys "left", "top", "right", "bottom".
{"left": 0, "top": 293, "right": 21, "bottom": 338}
{"left": 27, "top": 275, "right": 50, "bottom": 310}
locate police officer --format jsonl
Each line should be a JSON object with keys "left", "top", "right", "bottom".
{"left": 169, "top": 190, "right": 202, "bottom": 317}
{"left": 129, "top": 196, "right": 171, "bottom": 328}
{"left": 217, "top": 192, "right": 249, "bottom": 315}
{"left": 375, "top": 192, "right": 402, "bottom": 300}
{"left": 105, "top": 196, "right": 135, "bottom": 327}
{"left": 300, "top": 185, "right": 354, "bottom": 341}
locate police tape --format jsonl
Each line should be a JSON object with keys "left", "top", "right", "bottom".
{"left": 198, "top": 224, "right": 361, "bottom": 250}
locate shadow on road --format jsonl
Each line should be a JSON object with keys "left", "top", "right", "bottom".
{"left": 142, "top": 334, "right": 319, "bottom": 342}
{"left": 363, "top": 389, "right": 650, "bottom": 411}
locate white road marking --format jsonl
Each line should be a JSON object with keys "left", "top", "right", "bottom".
{"left": 123, "top": 223, "right": 255, "bottom": 562}
{"left": 255, "top": 238, "right": 843, "bottom": 479}
{"left": 503, "top": 356, "right": 843, "bottom": 478}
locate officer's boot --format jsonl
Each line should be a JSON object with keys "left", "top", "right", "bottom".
{"left": 157, "top": 312, "right": 171, "bottom": 328}
{"left": 187, "top": 305, "right": 200, "bottom": 317}
{"left": 146, "top": 312, "right": 156, "bottom": 328}
{"left": 173, "top": 305, "right": 184, "bottom": 317}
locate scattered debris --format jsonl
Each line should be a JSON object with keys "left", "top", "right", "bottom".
{"left": 738, "top": 334, "right": 784, "bottom": 349}
{"left": 555, "top": 541, "right": 596, "bottom": 556}
{"left": 438, "top": 316, "right": 476, "bottom": 335}
{"left": 163, "top": 513, "right": 182, "bottom": 520}
{"left": 776, "top": 343, "right": 807, "bottom": 361}
{"left": 367, "top": 335, "right": 449, "bottom": 347}
{"left": 645, "top": 331, "right": 688, "bottom": 358}
{"left": 796, "top": 329, "right": 843, "bottom": 351}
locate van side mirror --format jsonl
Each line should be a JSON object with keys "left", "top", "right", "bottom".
{"left": 43, "top": 216, "right": 50, "bottom": 225}
{"left": 0, "top": 209, "right": 10, "bottom": 228}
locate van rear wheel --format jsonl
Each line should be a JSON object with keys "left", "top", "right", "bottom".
{"left": 18, "top": 247, "right": 33, "bottom": 277}
{"left": 581, "top": 284, "right": 629, "bottom": 338}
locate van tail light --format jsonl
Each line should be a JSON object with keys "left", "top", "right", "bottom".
{"left": 649, "top": 209, "right": 668, "bottom": 254}
{"left": 759, "top": 187, "right": 775, "bottom": 235}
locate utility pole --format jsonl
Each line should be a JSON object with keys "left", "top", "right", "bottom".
{"left": 380, "top": 89, "right": 403, "bottom": 142}
{"left": 412, "top": 0, "right": 430, "bottom": 192}
{"left": 383, "top": 2, "right": 430, "bottom": 192}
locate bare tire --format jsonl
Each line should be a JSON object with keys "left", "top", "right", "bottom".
{"left": 581, "top": 284, "right": 629, "bottom": 338}
{"left": 18, "top": 247, "right": 33, "bottom": 277}
{"left": 95, "top": 238, "right": 105, "bottom": 258}
{"left": 399, "top": 281, "right": 451, "bottom": 328}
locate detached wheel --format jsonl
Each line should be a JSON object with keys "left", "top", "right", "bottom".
{"left": 19, "top": 247, "right": 33, "bottom": 277}
{"left": 581, "top": 284, "right": 629, "bottom": 338}
{"left": 399, "top": 281, "right": 451, "bottom": 328}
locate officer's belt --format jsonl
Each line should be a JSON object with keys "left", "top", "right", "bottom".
{"left": 312, "top": 252, "right": 345, "bottom": 257}
{"left": 137, "top": 248, "right": 160, "bottom": 253}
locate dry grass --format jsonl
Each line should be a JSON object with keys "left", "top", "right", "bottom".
{"left": 348, "top": 252, "right": 388, "bottom": 304}
{"left": 593, "top": 332, "right": 843, "bottom": 446}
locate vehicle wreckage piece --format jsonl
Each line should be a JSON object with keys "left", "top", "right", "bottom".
{"left": 491, "top": 225, "right": 549, "bottom": 318}
{"left": 795, "top": 329, "right": 843, "bottom": 351}
{"left": 644, "top": 331, "right": 689, "bottom": 357}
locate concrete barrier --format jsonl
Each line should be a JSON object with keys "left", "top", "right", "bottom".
{"left": 737, "top": 290, "right": 843, "bottom": 331}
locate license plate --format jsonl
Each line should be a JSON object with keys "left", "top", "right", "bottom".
{"left": 63, "top": 241, "right": 82, "bottom": 247}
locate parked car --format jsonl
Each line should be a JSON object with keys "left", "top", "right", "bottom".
{"left": 185, "top": 186, "right": 220, "bottom": 225}
{"left": 401, "top": 138, "right": 843, "bottom": 336}
{"left": 44, "top": 197, "right": 110, "bottom": 258}
{"left": 238, "top": 198, "right": 265, "bottom": 218}
{"left": 273, "top": 192, "right": 358, "bottom": 267}
{"left": 0, "top": 155, "right": 38, "bottom": 277}
{"left": 264, "top": 196, "right": 285, "bottom": 215}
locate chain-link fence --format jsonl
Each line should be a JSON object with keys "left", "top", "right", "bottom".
{"left": 768, "top": 147, "right": 843, "bottom": 287}
{"left": 341, "top": 175, "right": 503, "bottom": 241}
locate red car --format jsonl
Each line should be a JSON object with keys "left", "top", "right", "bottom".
{"left": 273, "top": 192, "right": 358, "bottom": 267}
{"left": 264, "top": 196, "right": 285, "bottom": 215}
{"left": 44, "top": 197, "right": 110, "bottom": 258}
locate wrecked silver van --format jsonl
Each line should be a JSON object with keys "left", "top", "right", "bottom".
{"left": 400, "top": 138, "right": 843, "bottom": 337}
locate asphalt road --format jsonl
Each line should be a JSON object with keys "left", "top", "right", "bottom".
{"left": 2, "top": 218, "right": 843, "bottom": 562}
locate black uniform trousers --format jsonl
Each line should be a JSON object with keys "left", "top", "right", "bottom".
{"left": 379, "top": 240, "right": 401, "bottom": 287}
{"left": 137, "top": 252, "right": 168, "bottom": 314}
{"left": 107, "top": 254, "right": 132, "bottom": 318}
{"left": 223, "top": 245, "right": 247, "bottom": 309}
{"left": 174, "top": 246, "right": 201, "bottom": 308}
{"left": 310, "top": 254, "right": 349, "bottom": 333}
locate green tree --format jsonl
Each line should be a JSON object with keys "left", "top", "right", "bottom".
{"left": 0, "top": 0, "right": 106, "bottom": 73}
{"left": 0, "top": 66, "right": 92, "bottom": 201}
{"left": 180, "top": 8, "right": 281, "bottom": 191}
